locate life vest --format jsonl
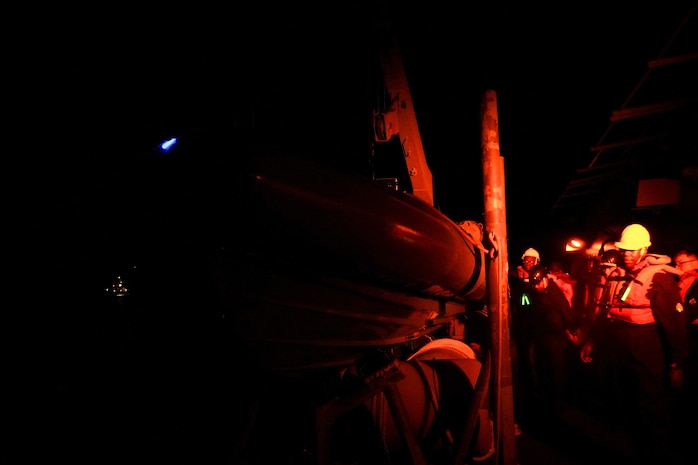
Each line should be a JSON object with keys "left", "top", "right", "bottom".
{"left": 517, "top": 266, "right": 529, "bottom": 281}
{"left": 516, "top": 266, "right": 532, "bottom": 307}
{"left": 606, "top": 263, "right": 659, "bottom": 324}
{"left": 593, "top": 267, "right": 622, "bottom": 306}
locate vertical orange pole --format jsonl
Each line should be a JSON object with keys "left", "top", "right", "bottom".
{"left": 481, "top": 89, "right": 517, "bottom": 465}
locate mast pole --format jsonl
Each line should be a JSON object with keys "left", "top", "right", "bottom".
{"left": 481, "top": 89, "right": 517, "bottom": 465}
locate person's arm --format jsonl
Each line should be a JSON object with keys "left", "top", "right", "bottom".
{"left": 550, "top": 284, "right": 580, "bottom": 344}
{"left": 650, "top": 272, "right": 689, "bottom": 366}
{"left": 578, "top": 300, "right": 609, "bottom": 362}
{"left": 651, "top": 271, "right": 689, "bottom": 390}
{"left": 683, "top": 279, "right": 698, "bottom": 324}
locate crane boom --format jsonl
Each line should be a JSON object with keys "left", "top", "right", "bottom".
{"left": 375, "top": 32, "right": 434, "bottom": 206}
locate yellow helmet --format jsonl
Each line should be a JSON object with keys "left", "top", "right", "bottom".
{"left": 521, "top": 248, "right": 540, "bottom": 263}
{"left": 615, "top": 224, "right": 651, "bottom": 250}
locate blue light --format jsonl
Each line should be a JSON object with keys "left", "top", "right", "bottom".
{"left": 160, "top": 137, "right": 178, "bottom": 152}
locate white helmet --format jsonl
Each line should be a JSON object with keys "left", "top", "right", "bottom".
{"left": 521, "top": 248, "right": 540, "bottom": 263}
{"left": 615, "top": 224, "right": 651, "bottom": 250}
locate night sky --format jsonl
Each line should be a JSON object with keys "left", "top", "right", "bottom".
{"left": 37, "top": 1, "right": 696, "bottom": 263}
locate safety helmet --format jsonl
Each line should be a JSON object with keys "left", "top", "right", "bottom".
{"left": 615, "top": 224, "right": 651, "bottom": 250}
{"left": 521, "top": 248, "right": 540, "bottom": 263}
{"left": 600, "top": 249, "right": 621, "bottom": 267}
{"left": 528, "top": 265, "right": 548, "bottom": 285}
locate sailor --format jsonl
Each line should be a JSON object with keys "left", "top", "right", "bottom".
{"left": 579, "top": 224, "right": 688, "bottom": 465}
{"left": 509, "top": 248, "right": 540, "bottom": 410}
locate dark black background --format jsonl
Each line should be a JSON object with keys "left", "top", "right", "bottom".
{"left": 35, "top": 1, "right": 695, "bottom": 252}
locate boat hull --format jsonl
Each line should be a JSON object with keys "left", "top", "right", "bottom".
{"left": 220, "top": 153, "right": 487, "bottom": 372}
